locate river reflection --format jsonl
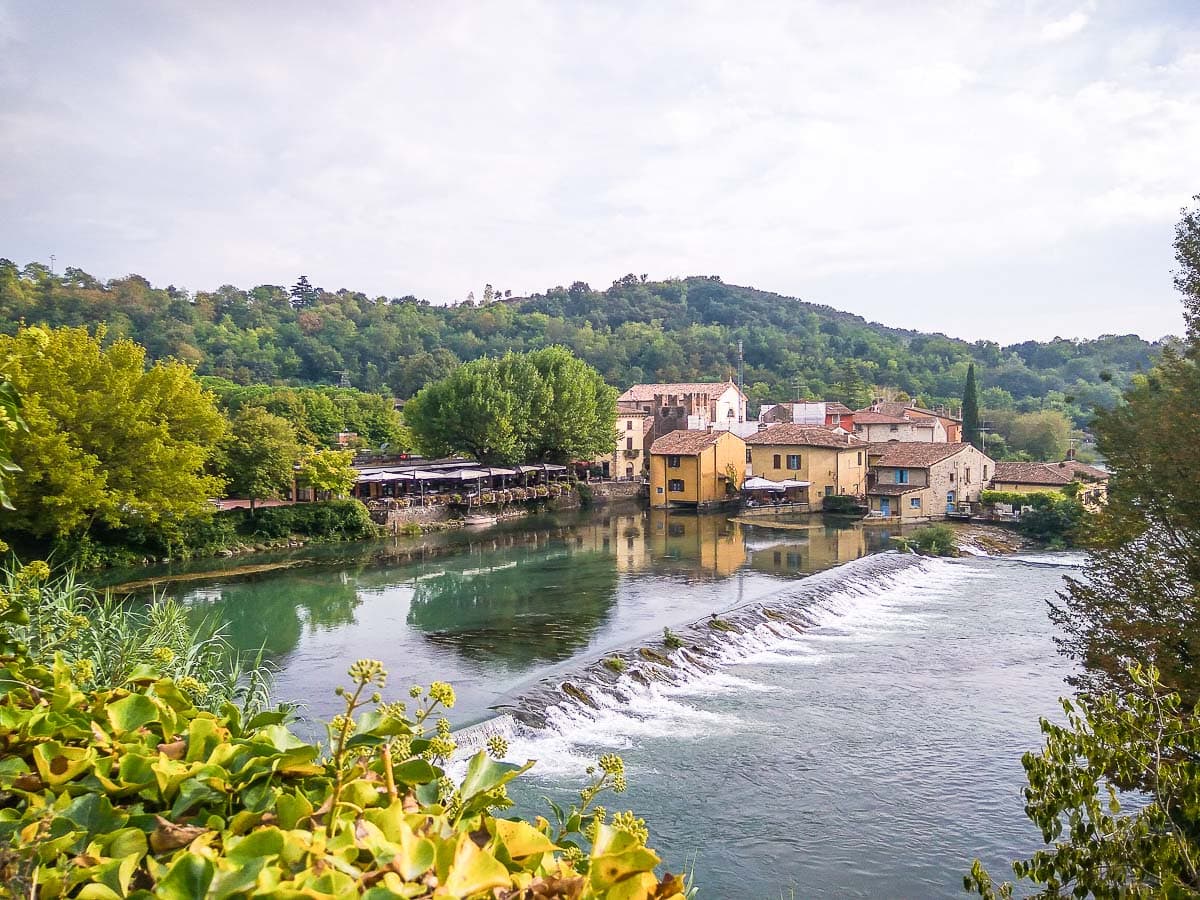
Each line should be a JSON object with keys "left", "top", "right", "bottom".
{"left": 164, "top": 508, "right": 899, "bottom": 725}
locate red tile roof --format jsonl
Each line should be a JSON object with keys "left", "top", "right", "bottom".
{"left": 649, "top": 429, "right": 737, "bottom": 455}
{"left": 868, "top": 442, "right": 980, "bottom": 468}
{"left": 744, "top": 424, "right": 862, "bottom": 449}
{"left": 993, "top": 461, "right": 1109, "bottom": 486}
{"left": 853, "top": 411, "right": 910, "bottom": 425}
{"left": 869, "top": 483, "right": 923, "bottom": 495}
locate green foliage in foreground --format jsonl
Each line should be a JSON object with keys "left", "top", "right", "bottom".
{"left": 892, "top": 525, "right": 957, "bottom": 556}
{"left": 966, "top": 664, "right": 1200, "bottom": 898}
{"left": 0, "top": 574, "right": 685, "bottom": 898}
{"left": 1, "top": 559, "right": 273, "bottom": 716}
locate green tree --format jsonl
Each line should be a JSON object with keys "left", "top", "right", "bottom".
{"left": 966, "top": 665, "right": 1200, "bottom": 898}
{"left": 0, "top": 377, "right": 25, "bottom": 509}
{"left": 1049, "top": 197, "right": 1200, "bottom": 706}
{"left": 1004, "top": 409, "right": 1071, "bottom": 460}
{"left": 224, "top": 406, "right": 303, "bottom": 512}
{"left": 297, "top": 449, "right": 358, "bottom": 497}
{"left": 405, "top": 348, "right": 616, "bottom": 465}
{"left": 962, "top": 362, "right": 981, "bottom": 448}
{"left": 0, "top": 325, "right": 226, "bottom": 539}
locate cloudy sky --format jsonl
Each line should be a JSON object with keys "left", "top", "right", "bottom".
{"left": 1, "top": 1, "right": 1197, "bottom": 343}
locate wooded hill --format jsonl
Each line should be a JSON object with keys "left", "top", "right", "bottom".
{"left": 0, "top": 262, "right": 1167, "bottom": 426}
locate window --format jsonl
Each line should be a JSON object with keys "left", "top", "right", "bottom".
{"left": 831, "top": 414, "right": 841, "bottom": 424}
{"left": 746, "top": 448, "right": 753, "bottom": 463}
{"left": 897, "top": 469, "right": 909, "bottom": 484}
{"left": 965, "top": 467, "right": 972, "bottom": 484}
{"left": 910, "top": 497, "right": 922, "bottom": 509}
{"left": 626, "top": 420, "right": 633, "bottom": 430}
{"left": 667, "top": 455, "right": 681, "bottom": 468}
{"left": 984, "top": 464, "right": 989, "bottom": 480}
{"left": 656, "top": 486, "right": 663, "bottom": 494}
{"left": 949, "top": 472, "right": 955, "bottom": 483}
{"left": 626, "top": 437, "right": 633, "bottom": 451}
{"left": 787, "top": 454, "right": 801, "bottom": 470}
{"left": 889, "top": 424, "right": 899, "bottom": 432}
{"left": 668, "top": 479, "right": 685, "bottom": 492}
{"left": 643, "top": 405, "right": 651, "bottom": 413}
{"left": 773, "top": 454, "right": 782, "bottom": 469}
{"left": 857, "top": 451, "right": 863, "bottom": 465}
{"left": 824, "top": 485, "right": 834, "bottom": 496}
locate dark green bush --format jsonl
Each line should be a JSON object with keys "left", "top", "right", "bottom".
{"left": 894, "top": 524, "right": 958, "bottom": 556}
{"left": 237, "top": 499, "right": 378, "bottom": 541}
{"left": 822, "top": 494, "right": 864, "bottom": 514}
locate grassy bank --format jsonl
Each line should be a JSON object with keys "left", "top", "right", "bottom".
{"left": 12, "top": 499, "right": 382, "bottom": 570}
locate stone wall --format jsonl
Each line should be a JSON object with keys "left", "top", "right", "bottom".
{"left": 591, "top": 481, "right": 644, "bottom": 503}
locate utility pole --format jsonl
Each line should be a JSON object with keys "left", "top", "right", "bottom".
{"left": 49, "top": 254, "right": 55, "bottom": 274}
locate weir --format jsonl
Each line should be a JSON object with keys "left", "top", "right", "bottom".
{"left": 456, "top": 550, "right": 932, "bottom": 742}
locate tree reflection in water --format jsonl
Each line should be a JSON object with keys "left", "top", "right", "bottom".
{"left": 407, "top": 548, "right": 618, "bottom": 666}
{"left": 184, "top": 570, "right": 364, "bottom": 657}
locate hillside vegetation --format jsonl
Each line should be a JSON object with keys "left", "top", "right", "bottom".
{"left": 0, "top": 262, "right": 1165, "bottom": 425}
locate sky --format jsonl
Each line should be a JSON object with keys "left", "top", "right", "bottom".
{"left": 1, "top": 1, "right": 1197, "bottom": 344}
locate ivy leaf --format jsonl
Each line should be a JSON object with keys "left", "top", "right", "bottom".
{"left": 105, "top": 694, "right": 159, "bottom": 735}
{"left": 155, "top": 852, "right": 214, "bottom": 900}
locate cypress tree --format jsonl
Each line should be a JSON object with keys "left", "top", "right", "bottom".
{"left": 962, "top": 363, "right": 981, "bottom": 448}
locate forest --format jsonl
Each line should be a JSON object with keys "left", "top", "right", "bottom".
{"left": 0, "top": 261, "right": 1167, "bottom": 429}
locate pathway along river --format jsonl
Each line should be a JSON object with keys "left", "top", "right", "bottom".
{"left": 117, "top": 507, "right": 1079, "bottom": 897}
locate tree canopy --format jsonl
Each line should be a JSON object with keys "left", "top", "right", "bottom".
{"left": 0, "top": 325, "right": 226, "bottom": 539}
{"left": 0, "top": 261, "right": 1164, "bottom": 426}
{"left": 405, "top": 347, "right": 617, "bottom": 465}
{"left": 297, "top": 449, "right": 358, "bottom": 497}
{"left": 223, "top": 406, "right": 303, "bottom": 511}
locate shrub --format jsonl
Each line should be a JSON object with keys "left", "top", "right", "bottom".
{"left": 894, "top": 524, "right": 958, "bottom": 556}
{"left": 603, "top": 656, "right": 626, "bottom": 673}
{"left": 662, "top": 627, "right": 683, "bottom": 650}
{"left": 1016, "top": 497, "right": 1085, "bottom": 548}
{"left": 821, "top": 494, "right": 863, "bottom": 514}
{"left": 2, "top": 560, "right": 273, "bottom": 715}
{"left": 576, "top": 481, "right": 595, "bottom": 506}
{"left": 235, "top": 499, "right": 379, "bottom": 541}
{"left": 0, "top": 577, "right": 686, "bottom": 898}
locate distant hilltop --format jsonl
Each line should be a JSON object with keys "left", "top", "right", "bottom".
{"left": 0, "top": 262, "right": 1169, "bottom": 428}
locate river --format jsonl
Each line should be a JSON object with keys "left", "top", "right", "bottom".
{"left": 128, "top": 507, "right": 1079, "bottom": 897}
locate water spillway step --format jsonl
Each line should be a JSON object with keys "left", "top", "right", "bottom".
{"left": 473, "top": 550, "right": 932, "bottom": 734}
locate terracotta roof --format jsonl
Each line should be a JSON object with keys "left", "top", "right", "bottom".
{"left": 824, "top": 402, "right": 854, "bottom": 415}
{"left": 649, "top": 429, "right": 735, "bottom": 455}
{"left": 619, "top": 381, "right": 744, "bottom": 402}
{"left": 993, "top": 461, "right": 1109, "bottom": 486}
{"left": 853, "top": 411, "right": 911, "bottom": 425}
{"left": 1056, "top": 460, "right": 1109, "bottom": 481}
{"left": 868, "top": 442, "right": 979, "bottom": 468}
{"left": 859, "top": 401, "right": 962, "bottom": 423}
{"left": 744, "top": 424, "right": 862, "bottom": 449}
{"left": 869, "top": 483, "right": 923, "bottom": 495}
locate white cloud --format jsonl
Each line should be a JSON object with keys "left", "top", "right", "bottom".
{"left": 1040, "top": 9, "right": 1091, "bottom": 42}
{"left": 0, "top": 0, "right": 1194, "bottom": 342}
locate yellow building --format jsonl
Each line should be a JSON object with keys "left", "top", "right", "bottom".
{"left": 648, "top": 429, "right": 746, "bottom": 509}
{"left": 743, "top": 424, "right": 868, "bottom": 503}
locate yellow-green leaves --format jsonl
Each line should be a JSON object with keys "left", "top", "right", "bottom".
{"left": 0, "top": 653, "right": 683, "bottom": 898}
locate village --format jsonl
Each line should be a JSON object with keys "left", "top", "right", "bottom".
{"left": 348, "top": 378, "right": 1108, "bottom": 530}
